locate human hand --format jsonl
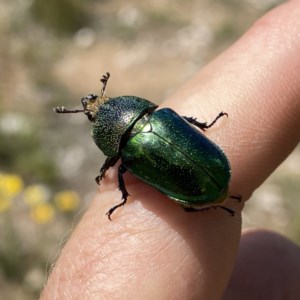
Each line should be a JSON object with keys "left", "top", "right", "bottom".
{"left": 42, "top": 1, "right": 300, "bottom": 299}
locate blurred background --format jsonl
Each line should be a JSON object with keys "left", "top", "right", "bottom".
{"left": 0, "top": 0, "right": 299, "bottom": 299}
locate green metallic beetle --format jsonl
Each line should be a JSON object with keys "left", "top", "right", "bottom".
{"left": 55, "top": 72, "right": 241, "bottom": 219}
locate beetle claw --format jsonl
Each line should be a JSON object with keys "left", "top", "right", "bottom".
{"left": 182, "top": 205, "right": 235, "bottom": 216}
{"left": 106, "top": 196, "right": 128, "bottom": 221}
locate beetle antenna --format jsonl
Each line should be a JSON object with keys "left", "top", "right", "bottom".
{"left": 53, "top": 107, "right": 84, "bottom": 114}
{"left": 100, "top": 72, "right": 110, "bottom": 97}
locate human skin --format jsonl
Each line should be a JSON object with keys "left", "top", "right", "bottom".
{"left": 42, "top": 1, "right": 300, "bottom": 299}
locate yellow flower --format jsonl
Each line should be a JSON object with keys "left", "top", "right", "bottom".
{"left": 23, "top": 185, "right": 49, "bottom": 207}
{"left": 54, "top": 191, "right": 80, "bottom": 212}
{"left": 30, "top": 203, "right": 55, "bottom": 224}
{"left": 0, "top": 173, "right": 23, "bottom": 199}
{"left": 0, "top": 197, "right": 12, "bottom": 212}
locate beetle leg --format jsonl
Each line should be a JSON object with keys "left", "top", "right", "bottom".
{"left": 182, "top": 206, "right": 197, "bottom": 212}
{"left": 95, "top": 156, "right": 119, "bottom": 184}
{"left": 216, "top": 205, "right": 235, "bottom": 216}
{"left": 182, "top": 206, "right": 212, "bottom": 213}
{"left": 106, "top": 164, "right": 130, "bottom": 220}
{"left": 205, "top": 112, "right": 228, "bottom": 129}
{"left": 183, "top": 111, "right": 228, "bottom": 131}
{"left": 182, "top": 116, "right": 207, "bottom": 131}
{"left": 182, "top": 205, "right": 235, "bottom": 216}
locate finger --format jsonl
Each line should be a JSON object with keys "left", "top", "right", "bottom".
{"left": 222, "top": 229, "right": 300, "bottom": 300}
{"left": 42, "top": 2, "right": 300, "bottom": 300}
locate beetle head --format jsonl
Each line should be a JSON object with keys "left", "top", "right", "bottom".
{"left": 54, "top": 72, "right": 111, "bottom": 122}
{"left": 81, "top": 93, "right": 109, "bottom": 122}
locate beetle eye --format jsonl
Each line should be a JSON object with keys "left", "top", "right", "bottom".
{"left": 87, "top": 94, "right": 98, "bottom": 103}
